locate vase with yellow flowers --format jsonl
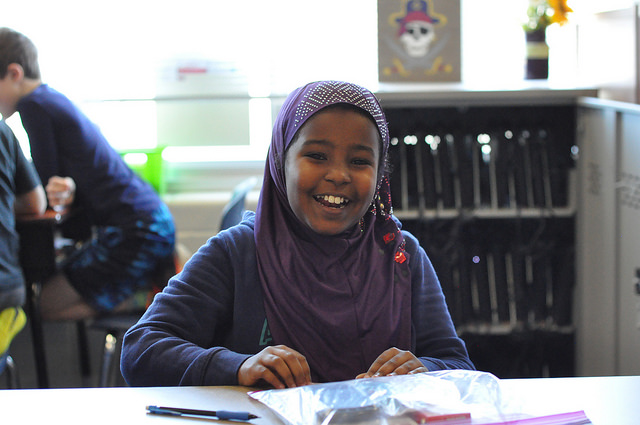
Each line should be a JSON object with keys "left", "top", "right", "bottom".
{"left": 524, "top": 0, "right": 573, "bottom": 79}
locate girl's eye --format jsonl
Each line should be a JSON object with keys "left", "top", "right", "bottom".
{"left": 305, "top": 152, "right": 326, "bottom": 161}
{"left": 352, "top": 158, "right": 373, "bottom": 166}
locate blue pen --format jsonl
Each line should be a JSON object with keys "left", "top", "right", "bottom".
{"left": 146, "top": 405, "right": 259, "bottom": 421}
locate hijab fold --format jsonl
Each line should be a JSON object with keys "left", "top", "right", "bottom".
{"left": 254, "top": 81, "right": 412, "bottom": 382}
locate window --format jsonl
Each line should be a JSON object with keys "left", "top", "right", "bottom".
{"left": 4, "top": 0, "right": 595, "bottom": 192}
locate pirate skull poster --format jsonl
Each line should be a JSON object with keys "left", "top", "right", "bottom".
{"left": 378, "top": 0, "right": 461, "bottom": 83}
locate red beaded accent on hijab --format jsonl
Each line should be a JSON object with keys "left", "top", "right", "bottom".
{"left": 383, "top": 232, "right": 396, "bottom": 244}
{"left": 370, "top": 177, "right": 394, "bottom": 216}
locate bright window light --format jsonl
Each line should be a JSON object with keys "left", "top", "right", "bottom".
{"left": 80, "top": 101, "right": 158, "bottom": 152}
{"left": 4, "top": 113, "right": 31, "bottom": 159}
{"left": 123, "top": 153, "right": 149, "bottom": 166}
{"left": 249, "top": 98, "right": 273, "bottom": 154}
{"left": 3, "top": 0, "right": 591, "bottom": 167}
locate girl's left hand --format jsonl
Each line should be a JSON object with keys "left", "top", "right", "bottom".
{"left": 355, "top": 347, "right": 428, "bottom": 379}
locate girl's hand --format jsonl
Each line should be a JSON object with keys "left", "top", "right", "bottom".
{"left": 238, "top": 345, "right": 312, "bottom": 389}
{"left": 355, "top": 347, "right": 428, "bottom": 379}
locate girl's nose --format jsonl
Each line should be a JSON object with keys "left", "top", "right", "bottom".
{"left": 325, "top": 164, "right": 351, "bottom": 185}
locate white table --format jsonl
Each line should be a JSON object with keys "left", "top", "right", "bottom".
{"left": 499, "top": 375, "right": 640, "bottom": 425}
{"left": 0, "top": 376, "right": 638, "bottom": 424}
{"left": 0, "top": 385, "right": 279, "bottom": 424}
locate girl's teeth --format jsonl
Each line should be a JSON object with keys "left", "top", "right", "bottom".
{"left": 317, "top": 195, "right": 347, "bottom": 206}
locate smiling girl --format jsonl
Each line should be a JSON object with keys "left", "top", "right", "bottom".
{"left": 121, "top": 80, "right": 474, "bottom": 388}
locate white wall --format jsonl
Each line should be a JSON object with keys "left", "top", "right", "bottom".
{"left": 3, "top": 0, "right": 591, "bottom": 165}
{"left": 164, "top": 191, "right": 259, "bottom": 256}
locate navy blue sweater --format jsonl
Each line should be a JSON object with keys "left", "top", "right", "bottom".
{"left": 121, "top": 212, "right": 473, "bottom": 386}
{"left": 17, "top": 84, "right": 162, "bottom": 226}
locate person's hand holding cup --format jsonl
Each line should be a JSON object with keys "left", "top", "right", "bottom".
{"left": 46, "top": 176, "right": 75, "bottom": 215}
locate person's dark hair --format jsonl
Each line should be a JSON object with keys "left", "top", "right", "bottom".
{"left": 0, "top": 28, "right": 41, "bottom": 79}
{"left": 281, "top": 103, "right": 391, "bottom": 177}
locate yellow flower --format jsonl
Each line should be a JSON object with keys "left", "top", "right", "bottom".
{"left": 525, "top": 0, "right": 573, "bottom": 32}
{"left": 547, "top": 0, "right": 573, "bottom": 26}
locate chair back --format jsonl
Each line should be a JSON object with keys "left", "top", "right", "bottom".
{"left": 219, "top": 177, "right": 258, "bottom": 231}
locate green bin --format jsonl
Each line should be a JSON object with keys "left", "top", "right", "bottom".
{"left": 119, "top": 146, "right": 167, "bottom": 194}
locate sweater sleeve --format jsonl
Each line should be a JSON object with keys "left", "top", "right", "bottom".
{"left": 121, "top": 229, "right": 252, "bottom": 386}
{"left": 404, "top": 231, "right": 475, "bottom": 371}
{"left": 18, "top": 99, "right": 60, "bottom": 186}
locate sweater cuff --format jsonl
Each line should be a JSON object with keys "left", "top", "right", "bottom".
{"left": 204, "top": 348, "right": 252, "bottom": 385}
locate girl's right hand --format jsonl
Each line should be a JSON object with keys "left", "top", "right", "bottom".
{"left": 237, "top": 345, "right": 312, "bottom": 389}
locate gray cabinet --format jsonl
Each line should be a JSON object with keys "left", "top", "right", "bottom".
{"left": 376, "top": 87, "right": 597, "bottom": 377}
{"left": 576, "top": 98, "right": 640, "bottom": 376}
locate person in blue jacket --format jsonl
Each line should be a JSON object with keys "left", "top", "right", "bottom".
{"left": 0, "top": 28, "right": 175, "bottom": 321}
{"left": 121, "top": 80, "right": 474, "bottom": 388}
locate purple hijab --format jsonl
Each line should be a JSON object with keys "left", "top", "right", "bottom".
{"left": 254, "top": 81, "right": 412, "bottom": 382}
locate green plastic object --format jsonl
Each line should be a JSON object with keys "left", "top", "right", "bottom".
{"left": 119, "top": 146, "right": 166, "bottom": 194}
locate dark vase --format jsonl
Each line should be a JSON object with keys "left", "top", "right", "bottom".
{"left": 525, "top": 29, "right": 549, "bottom": 79}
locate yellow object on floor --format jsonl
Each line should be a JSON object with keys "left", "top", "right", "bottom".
{"left": 0, "top": 307, "right": 26, "bottom": 355}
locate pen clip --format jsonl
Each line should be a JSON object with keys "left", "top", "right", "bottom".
{"left": 146, "top": 406, "right": 181, "bottom": 416}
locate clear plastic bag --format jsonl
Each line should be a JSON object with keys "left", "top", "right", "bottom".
{"left": 249, "top": 370, "right": 521, "bottom": 425}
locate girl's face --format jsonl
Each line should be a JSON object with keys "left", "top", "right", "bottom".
{"left": 284, "top": 107, "right": 380, "bottom": 236}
